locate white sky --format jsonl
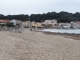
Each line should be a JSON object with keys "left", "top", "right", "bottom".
{"left": 0, "top": 0, "right": 80, "bottom": 15}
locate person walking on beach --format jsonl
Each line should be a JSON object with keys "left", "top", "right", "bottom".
{"left": 30, "top": 27, "right": 32, "bottom": 31}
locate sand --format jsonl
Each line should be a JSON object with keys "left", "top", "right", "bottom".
{"left": 0, "top": 28, "right": 80, "bottom": 60}
{"left": 43, "top": 32, "right": 80, "bottom": 40}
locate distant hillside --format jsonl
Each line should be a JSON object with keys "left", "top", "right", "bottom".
{"left": 0, "top": 11, "right": 80, "bottom": 22}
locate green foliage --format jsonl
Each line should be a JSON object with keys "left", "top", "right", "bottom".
{"left": 30, "top": 11, "right": 80, "bottom": 23}
{"left": 6, "top": 23, "right": 15, "bottom": 27}
{"left": 0, "top": 11, "right": 80, "bottom": 22}
{"left": 32, "top": 26, "right": 36, "bottom": 28}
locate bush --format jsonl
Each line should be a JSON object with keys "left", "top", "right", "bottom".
{"left": 6, "top": 23, "right": 15, "bottom": 27}
{"left": 32, "top": 26, "right": 35, "bottom": 28}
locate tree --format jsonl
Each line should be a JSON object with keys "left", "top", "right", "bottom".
{"left": 0, "top": 11, "right": 80, "bottom": 23}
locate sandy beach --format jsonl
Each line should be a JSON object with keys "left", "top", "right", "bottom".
{"left": 0, "top": 28, "right": 80, "bottom": 60}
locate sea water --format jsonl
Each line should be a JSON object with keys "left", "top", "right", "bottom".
{"left": 42, "top": 29, "right": 80, "bottom": 34}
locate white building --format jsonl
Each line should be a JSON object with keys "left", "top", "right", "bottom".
{"left": 22, "top": 21, "right": 31, "bottom": 28}
{"left": 59, "top": 23, "right": 71, "bottom": 29}
{"left": 44, "top": 19, "right": 57, "bottom": 27}
{"left": 31, "top": 21, "right": 35, "bottom": 27}
{"left": 70, "top": 21, "right": 80, "bottom": 29}
{"left": 10, "top": 19, "right": 22, "bottom": 26}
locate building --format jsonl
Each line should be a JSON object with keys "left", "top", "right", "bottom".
{"left": 31, "top": 21, "right": 35, "bottom": 27}
{"left": 0, "top": 19, "right": 10, "bottom": 25}
{"left": 10, "top": 19, "right": 22, "bottom": 26}
{"left": 31, "top": 22, "right": 42, "bottom": 28}
{"left": 43, "top": 19, "right": 57, "bottom": 27}
{"left": 70, "top": 21, "right": 80, "bottom": 29}
{"left": 77, "top": 21, "right": 80, "bottom": 28}
{"left": 22, "top": 21, "right": 31, "bottom": 28}
{"left": 34, "top": 22, "right": 42, "bottom": 28}
{"left": 44, "top": 19, "right": 57, "bottom": 24}
{"left": 59, "top": 23, "right": 71, "bottom": 29}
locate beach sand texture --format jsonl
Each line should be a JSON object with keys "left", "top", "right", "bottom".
{"left": 0, "top": 29, "right": 80, "bottom": 60}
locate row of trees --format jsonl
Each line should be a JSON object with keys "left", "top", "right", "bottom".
{"left": 0, "top": 14, "right": 29, "bottom": 21}
{"left": 0, "top": 11, "right": 80, "bottom": 22}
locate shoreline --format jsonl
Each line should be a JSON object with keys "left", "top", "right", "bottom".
{"left": 33, "top": 30, "right": 80, "bottom": 40}
{"left": 44, "top": 32, "right": 80, "bottom": 40}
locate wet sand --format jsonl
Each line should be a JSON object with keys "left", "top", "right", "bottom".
{"left": 0, "top": 28, "right": 80, "bottom": 60}
{"left": 43, "top": 32, "right": 80, "bottom": 40}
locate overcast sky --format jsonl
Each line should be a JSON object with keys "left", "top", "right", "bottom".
{"left": 0, "top": 0, "right": 80, "bottom": 15}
